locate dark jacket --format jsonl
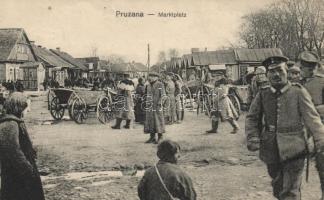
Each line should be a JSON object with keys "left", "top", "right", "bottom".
{"left": 0, "top": 115, "right": 45, "bottom": 200}
{"left": 138, "top": 161, "right": 196, "bottom": 200}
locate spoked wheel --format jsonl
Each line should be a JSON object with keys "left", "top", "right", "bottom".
{"left": 228, "top": 94, "right": 241, "bottom": 116}
{"left": 97, "top": 96, "right": 114, "bottom": 124}
{"left": 67, "top": 94, "right": 77, "bottom": 120}
{"left": 50, "top": 97, "right": 65, "bottom": 120}
{"left": 71, "top": 98, "right": 88, "bottom": 124}
{"left": 196, "top": 86, "right": 211, "bottom": 117}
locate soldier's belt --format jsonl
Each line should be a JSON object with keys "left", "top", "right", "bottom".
{"left": 265, "top": 124, "right": 304, "bottom": 133}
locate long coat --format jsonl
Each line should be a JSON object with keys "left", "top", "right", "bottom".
{"left": 0, "top": 115, "right": 45, "bottom": 200}
{"left": 211, "top": 84, "right": 238, "bottom": 121}
{"left": 138, "top": 161, "right": 197, "bottom": 200}
{"left": 245, "top": 82, "right": 324, "bottom": 164}
{"left": 144, "top": 80, "right": 166, "bottom": 134}
{"left": 164, "top": 80, "right": 177, "bottom": 123}
{"left": 115, "top": 80, "right": 135, "bottom": 120}
{"left": 134, "top": 83, "right": 146, "bottom": 123}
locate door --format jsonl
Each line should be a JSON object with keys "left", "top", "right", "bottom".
{"left": 22, "top": 67, "right": 38, "bottom": 90}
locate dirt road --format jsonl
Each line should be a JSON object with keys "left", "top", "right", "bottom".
{"left": 22, "top": 93, "right": 322, "bottom": 200}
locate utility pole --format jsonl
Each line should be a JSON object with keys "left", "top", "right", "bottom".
{"left": 147, "top": 44, "right": 150, "bottom": 77}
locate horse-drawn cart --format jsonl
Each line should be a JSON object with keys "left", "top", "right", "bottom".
{"left": 48, "top": 88, "right": 116, "bottom": 124}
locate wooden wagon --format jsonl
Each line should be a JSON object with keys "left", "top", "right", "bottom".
{"left": 48, "top": 88, "right": 116, "bottom": 124}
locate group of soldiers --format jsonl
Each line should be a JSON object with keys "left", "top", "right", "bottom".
{"left": 246, "top": 51, "right": 324, "bottom": 200}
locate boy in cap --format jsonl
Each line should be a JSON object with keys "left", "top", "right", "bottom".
{"left": 138, "top": 140, "right": 196, "bottom": 200}
{"left": 246, "top": 55, "right": 324, "bottom": 200}
{"left": 298, "top": 51, "right": 324, "bottom": 200}
{"left": 144, "top": 72, "right": 166, "bottom": 144}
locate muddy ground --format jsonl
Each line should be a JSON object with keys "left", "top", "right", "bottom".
{"left": 20, "top": 92, "right": 323, "bottom": 199}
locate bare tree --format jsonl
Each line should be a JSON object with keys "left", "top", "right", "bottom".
{"left": 239, "top": 0, "right": 323, "bottom": 59}
{"left": 168, "top": 48, "right": 179, "bottom": 59}
{"left": 157, "top": 51, "right": 167, "bottom": 64}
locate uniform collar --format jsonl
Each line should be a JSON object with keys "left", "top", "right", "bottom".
{"left": 270, "top": 82, "right": 291, "bottom": 94}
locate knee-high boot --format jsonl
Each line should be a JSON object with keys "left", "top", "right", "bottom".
{"left": 206, "top": 120, "right": 219, "bottom": 134}
{"left": 228, "top": 118, "right": 239, "bottom": 134}
{"left": 111, "top": 118, "right": 122, "bottom": 129}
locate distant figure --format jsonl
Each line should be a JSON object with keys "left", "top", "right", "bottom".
{"left": 134, "top": 77, "right": 146, "bottom": 124}
{"left": 111, "top": 73, "right": 135, "bottom": 129}
{"left": 0, "top": 92, "right": 45, "bottom": 200}
{"left": 15, "top": 80, "right": 24, "bottom": 92}
{"left": 173, "top": 74, "right": 183, "bottom": 123}
{"left": 138, "top": 140, "right": 197, "bottom": 200}
{"left": 163, "top": 72, "right": 176, "bottom": 125}
{"left": 42, "top": 78, "right": 48, "bottom": 91}
{"left": 144, "top": 72, "right": 166, "bottom": 144}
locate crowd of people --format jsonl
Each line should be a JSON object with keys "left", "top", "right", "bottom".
{"left": 0, "top": 50, "right": 324, "bottom": 200}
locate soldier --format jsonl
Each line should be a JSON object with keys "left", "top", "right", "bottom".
{"left": 250, "top": 66, "right": 269, "bottom": 98}
{"left": 287, "top": 66, "right": 301, "bottom": 83}
{"left": 298, "top": 51, "right": 324, "bottom": 200}
{"left": 144, "top": 72, "right": 166, "bottom": 144}
{"left": 245, "top": 55, "right": 324, "bottom": 200}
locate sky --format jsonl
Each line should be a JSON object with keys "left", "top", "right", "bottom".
{"left": 0, "top": 0, "right": 275, "bottom": 64}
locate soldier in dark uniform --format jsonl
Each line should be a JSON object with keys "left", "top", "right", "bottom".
{"left": 298, "top": 51, "right": 324, "bottom": 200}
{"left": 245, "top": 55, "right": 324, "bottom": 200}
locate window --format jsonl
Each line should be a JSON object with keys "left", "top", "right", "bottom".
{"left": 89, "top": 63, "right": 94, "bottom": 70}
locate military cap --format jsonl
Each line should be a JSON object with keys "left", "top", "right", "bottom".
{"left": 262, "top": 55, "right": 289, "bottom": 70}
{"left": 287, "top": 60, "right": 295, "bottom": 68}
{"left": 288, "top": 66, "right": 301, "bottom": 73}
{"left": 164, "top": 71, "right": 174, "bottom": 76}
{"left": 148, "top": 71, "right": 160, "bottom": 77}
{"left": 298, "top": 51, "right": 319, "bottom": 64}
{"left": 255, "top": 66, "right": 266, "bottom": 74}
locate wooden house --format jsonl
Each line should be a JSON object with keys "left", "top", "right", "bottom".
{"left": 0, "top": 28, "right": 46, "bottom": 90}
{"left": 50, "top": 48, "right": 88, "bottom": 79}
{"left": 32, "top": 44, "right": 76, "bottom": 87}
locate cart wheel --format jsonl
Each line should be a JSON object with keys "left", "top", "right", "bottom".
{"left": 50, "top": 97, "right": 65, "bottom": 120}
{"left": 97, "top": 96, "right": 114, "bottom": 124}
{"left": 228, "top": 94, "right": 241, "bottom": 115}
{"left": 196, "top": 86, "right": 211, "bottom": 117}
{"left": 72, "top": 98, "right": 87, "bottom": 124}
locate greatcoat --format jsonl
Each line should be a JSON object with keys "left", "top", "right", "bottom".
{"left": 144, "top": 80, "right": 166, "bottom": 134}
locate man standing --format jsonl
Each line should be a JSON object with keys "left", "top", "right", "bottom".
{"left": 144, "top": 72, "right": 166, "bottom": 144}
{"left": 298, "top": 51, "right": 324, "bottom": 200}
{"left": 111, "top": 73, "right": 135, "bottom": 129}
{"left": 245, "top": 55, "right": 324, "bottom": 200}
{"left": 163, "top": 72, "right": 176, "bottom": 125}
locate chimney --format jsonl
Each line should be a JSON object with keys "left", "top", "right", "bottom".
{"left": 191, "top": 48, "right": 199, "bottom": 53}
{"left": 56, "top": 47, "right": 60, "bottom": 51}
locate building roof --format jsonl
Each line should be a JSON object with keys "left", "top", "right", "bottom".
{"left": 50, "top": 49, "right": 88, "bottom": 71}
{"left": 0, "top": 28, "right": 37, "bottom": 62}
{"left": 235, "top": 48, "right": 283, "bottom": 63}
{"left": 32, "top": 44, "right": 75, "bottom": 69}
{"left": 132, "top": 62, "right": 147, "bottom": 72}
{"left": 191, "top": 50, "right": 236, "bottom": 66}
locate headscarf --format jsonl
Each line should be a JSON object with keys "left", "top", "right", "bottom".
{"left": 3, "top": 92, "right": 28, "bottom": 118}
